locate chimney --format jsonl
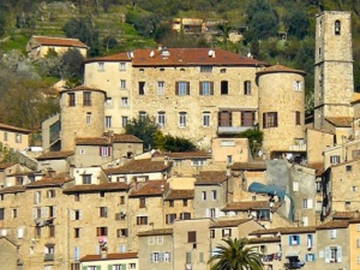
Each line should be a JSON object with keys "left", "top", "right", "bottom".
{"left": 149, "top": 50, "right": 155, "bottom": 57}
{"left": 158, "top": 44, "right": 163, "bottom": 51}
{"left": 208, "top": 49, "right": 215, "bottom": 58}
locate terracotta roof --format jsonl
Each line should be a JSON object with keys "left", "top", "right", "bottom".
{"left": 195, "top": 171, "right": 228, "bottom": 185}
{"left": 247, "top": 236, "right": 281, "bottom": 244}
{"left": 351, "top": 93, "right": 360, "bottom": 104}
{"left": 210, "top": 218, "right": 251, "bottom": 228}
{"left": 316, "top": 220, "right": 349, "bottom": 230}
{"left": 250, "top": 226, "right": 315, "bottom": 235}
{"left": 165, "top": 151, "right": 211, "bottom": 159}
{"left": 325, "top": 117, "right": 352, "bottom": 127}
{"left": 59, "top": 85, "right": 106, "bottom": 94}
{"left": 80, "top": 252, "right": 138, "bottom": 262}
{"left": 138, "top": 228, "right": 173, "bottom": 237}
{"left": 222, "top": 201, "right": 280, "bottom": 211}
{"left": 112, "top": 134, "right": 143, "bottom": 143}
{"left": 32, "top": 36, "right": 88, "bottom": 48}
{"left": 130, "top": 180, "right": 166, "bottom": 197}
{"left": 231, "top": 161, "right": 266, "bottom": 171}
{"left": 36, "top": 151, "right": 74, "bottom": 160}
{"left": 85, "top": 48, "right": 267, "bottom": 67}
{"left": 63, "top": 182, "right": 128, "bottom": 193}
{"left": 76, "top": 134, "right": 143, "bottom": 145}
{"left": 165, "top": 189, "right": 194, "bottom": 200}
{"left": 104, "top": 159, "right": 170, "bottom": 175}
{"left": 75, "top": 137, "right": 110, "bottom": 146}
{"left": 0, "top": 162, "right": 17, "bottom": 170}
{"left": 0, "top": 122, "right": 31, "bottom": 134}
{"left": 307, "top": 162, "right": 325, "bottom": 176}
{"left": 332, "top": 211, "right": 360, "bottom": 220}
{"left": 256, "top": 64, "right": 306, "bottom": 76}
{"left": 0, "top": 185, "right": 25, "bottom": 194}
{"left": 26, "top": 176, "right": 72, "bottom": 188}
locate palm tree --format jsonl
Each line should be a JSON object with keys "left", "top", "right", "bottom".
{"left": 209, "top": 238, "right": 263, "bottom": 270}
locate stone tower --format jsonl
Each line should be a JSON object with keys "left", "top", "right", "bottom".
{"left": 314, "top": 11, "right": 354, "bottom": 129}
{"left": 257, "top": 65, "right": 306, "bottom": 157}
{"left": 60, "top": 85, "right": 106, "bottom": 151}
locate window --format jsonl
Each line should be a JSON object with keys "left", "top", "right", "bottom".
{"left": 166, "top": 214, "right": 176, "bottom": 224}
{"left": 200, "top": 81, "right": 214, "bottom": 96}
{"left": 105, "top": 116, "right": 112, "bottom": 128}
{"left": 86, "top": 112, "right": 92, "bottom": 124}
{"left": 82, "top": 174, "right": 92, "bottom": 185}
{"left": 180, "top": 212, "right": 191, "bottom": 220}
{"left": 139, "top": 111, "right": 147, "bottom": 121}
{"left": 179, "top": 112, "right": 187, "bottom": 128}
{"left": 15, "top": 133, "right": 22, "bottom": 143}
{"left": 74, "top": 210, "right": 81, "bottom": 220}
{"left": 129, "top": 263, "right": 136, "bottom": 269}
{"left": 188, "top": 231, "right": 196, "bottom": 243}
{"left": 139, "top": 198, "right": 146, "bottom": 208}
{"left": 221, "top": 81, "right": 228, "bottom": 95}
{"left": 35, "top": 226, "right": 41, "bottom": 238}
{"left": 49, "top": 225, "right": 55, "bottom": 237}
{"left": 3, "top": 131, "right": 7, "bottom": 141}
{"left": 289, "top": 235, "right": 300, "bottom": 246}
{"left": 186, "top": 252, "right": 192, "bottom": 264}
{"left": 346, "top": 165, "right": 352, "bottom": 172}
{"left": 244, "top": 80, "right": 251, "bottom": 95}
{"left": 263, "top": 112, "right": 278, "bottom": 128}
{"left": 120, "top": 196, "right": 125, "bottom": 205}
{"left": 119, "top": 62, "right": 126, "bottom": 71}
{"left": 98, "top": 62, "right": 105, "bottom": 72}
{"left": 212, "top": 190, "right": 217, "bottom": 200}
{"left": 294, "top": 80, "right": 302, "bottom": 91}
{"left": 202, "top": 191, "right": 207, "bottom": 200}
{"left": 74, "top": 228, "right": 80, "bottom": 238}
{"left": 157, "top": 81, "right": 165, "bottom": 95}
{"left": 136, "top": 216, "right": 148, "bottom": 225}
{"left": 96, "top": 227, "right": 108, "bottom": 236}
{"left": 74, "top": 193, "right": 80, "bottom": 202}
{"left": 330, "top": 229, "right": 337, "bottom": 239}
{"left": 202, "top": 112, "right": 211, "bottom": 127}
{"left": 121, "top": 97, "right": 128, "bottom": 107}
{"left": 192, "top": 159, "right": 205, "bottom": 167}
{"left": 257, "top": 209, "right": 270, "bottom": 221}
{"left": 306, "top": 253, "right": 316, "bottom": 262}
{"left": 330, "top": 155, "right": 340, "bottom": 165}
{"left": 157, "top": 112, "right": 166, "bottom": 128}
{"left": 99, "top": 207, "right": 108, "bottom": 217}
{"left": 176, "top": 81, "right": 190, "bottom": 96}
{"left": 200, "top": 66, "right": 213, "bottom": 73}
{"left": 99, "top": 146, "right": 111, "bottom": 157}
{"left": 0, "top": 208, "right": 4, "bottom": 220}
{"left": 220, "top": 68, "right": 226, "bottom": 73}
{"left": 210, "top": 208, "right": 216, "bottom": 218}
{"left": 241, "top": 111, "right": 255, "bottom": 126}
{"left": 307, "top": 234, "right": 313, "bottom": 248}
{"left": 227, "top": 155, "right": 233, "bottom": 165}
{"left": 120, "top": 80, "right": 126, "bottom": 89}
{"left": 335, "top": 20, "right": 341, "bottom": 35}
{"left": 330, "top": 246, "right": 339, "bottom": 263}
{"left": 117, "top": 228, "right": 128, "bottom": 237}
{"left": 121, "top": 116, "right": 128, "bottom": 128}
{"left": 83, "top": 92, "right": 91, "bottom": 106}
{"left": 352, "top": 186, "right": 358, "bottom": 192}
{"left": 222, "top": 228, "right": 232, "bottom": 237}
{"left": 169, "top": 200, "right": 174, "bottom": 207}
{"left": 303, "top": 199, "right": 313, "bottom": 209}
{"left": 138, "top": 81, "right": 145, "bottom": 95}
{"left": 151, "top": 252, "right": 160, "bottom": 263}
{"left": 34, "top": 191, "right": 41, "bottom": 204}
{"left": 183, "top": 199, "right": 188, "bottom": 207}
{"left": 68, "top": 93, "right": 75, "bottom": 106}
{"left": 296, "top": 111, "right": 301, "bottom": 125}
{"left": 210, "top": 229, "right": 215, "bottom": 238}
{"left": 293, "top": 182, "right": 299, "bottom": 192}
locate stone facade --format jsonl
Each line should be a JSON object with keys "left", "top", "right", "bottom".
{"left": 0, "top": 123, "right": 31, "bottom": 152}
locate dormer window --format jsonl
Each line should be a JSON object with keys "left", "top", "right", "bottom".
{"left": 335, "top": 20, "right": 341, "bottom": 35}
{"left": 98, "top": 62, "right": 105, "bottom": 72}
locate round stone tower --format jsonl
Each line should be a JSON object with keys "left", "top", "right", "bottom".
{"left": 60, "top": 85, "right": 106, "bottom": 151}
{"left": 257, "top": 65, "right": 306, "bottom": 158}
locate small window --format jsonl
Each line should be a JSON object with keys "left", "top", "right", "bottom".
{"left": 121, "top": 97, "right": 129, "bottom": 107}
{"left": 85, "top": 112, "right": 92, "bottom": 124}
{"left": 202, "top": 191, "right": 207, "bottom": 200}
{"left": 68, "top": 93, "right": 75, "bottom": 106}
{"left": 183, "top": 199, "right": 188, "bottom": 207}
{"left": 83, "top": 92, "right": 91, "bottom": 106}
{"left": 15, "top": 133, "right": 22, "bottom": 143}
{"left": 210, "top": 229, "right": 215, "bottom": 238}
{"left": 74, "top": 228, "right": 80, "bottom": 238}
{"left": 202, "top": 112, "right": 211, "bottom": 127}
{"left": 188, "top": 231, "right": 196, "bottom": 243}
{"left": 119, "top": 62, "right": 126, "bottom": 71}
{"left": 200, "top": 66, "right": 213, "bottom": 73}
{"left": 139, "top": 111, "right": 147, "bottom": 121}
{"left": 3, "top": 132, "right": 8, "bottom": 141}
{"left": 330, "top": 155, "right": 340, "bottom": 165}
{"left": 294, "top": 80, "right": 302, "bottom": 91}
{"left": 157, "top": 112, "right": 166, "bottom": 128}
{"left": 222, "top": 228, "right": 232, "bottom": 237}
{"left": 220, "top": 68, "right": 226, "bottom": 73}
{"left": 136, "top": 216, "right": 148, "bottom": 225}
{"left": 221, "top": 81, "right": 228, "bottom": 95}
{"left": 121, "top": 116, "right": 128, "bottom": 128}
{"left": 263, "top": 112, "right": 278, "bottom": 128}
{"left": 139, "top": 198, "right": 146, "bottom": 208}
{"left": 138, "top": 81, "right": 145, "bottom": 95}
{"left": 176, "top": 81, "right": 190, "bottom": 96}
{"left": 289, "top": 235, "right": 300, "bottom": 246}
{"left": 330, "top": 229, "right": 337, "bottom": 239}
{"left": 120, "top": 80, "right": 126, "bottom": 89}
{"left": 296, "top": 111, "right": 301, "bottom": 126}
{"left": 96, "top": 227, "right": 108, "bottom": 236}
{"left": 105, "top": 116, "right": 112, "bottom": 129}
{"left": 157, "top": 81, "right": 165, "bottom": 95}
{"left": 166, "top": 214, "right": 176, "bottom": 224}
{"left": 244, "top": 81, "right": 251, "bottom": 95}
{"left": 98, "top": 62, "right": 105, "bottom": 72}
{"left": 82, "top": 174, "right": 92, "bottom": 185}
{"left": 179, "top": 112, "right": 187, "bottom": 128}
{"left": 199, "top": 81, "right": 214, "bottom": 96}
{"left": 346, "top": 165, "right": 352, "bottom": 172}
{"left": 212, "top": 190, "right": 217, "bottom": 200}
{"left": 169, "top": 200, "right": 174, "bottom": 207}
{"left": 335, "top": 20, "right": 341, "bottom": 35}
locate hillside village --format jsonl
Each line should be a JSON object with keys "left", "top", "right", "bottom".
{"left": 0, "top": 6, "right": 360, "bottom": 270}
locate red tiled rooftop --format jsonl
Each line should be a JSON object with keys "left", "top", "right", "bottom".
{"left": 210, "top": 218, "right": 251, "bottom": 228}
{"left": 165, "top": 151, "right": 211, "bottom": 159}
{"left": 80, "top": 252, "right": 138, "bottom": 262}
{"left": 231, "top": 161, "right": 267, "bottom": 171}
{"left": 76, "top": 134, "right": 143, "bottom": 145}
{"left": 138, "top": 228, "right": 173, "bottom": 237}
{"left": 111, "top": 134, "right": 143, "bottom": 143}
{"left": 63, "top": 182, "right": 129, "bottom": 193}
{"left": 0, "top": 122, "right": 31, "bottom": 134}
{"left": 130, "top": 180, "right": 166, "bottom": 197}
{"left": 75, "top": 137, "right": 110, "bottom": 146}
{"left": 165, "top": 189, "right": 194, "bottom": 200}
{"left": 26, "top": 176, "right": 72, "bottom": 188}
{"left": 32, "top": 36, "right": 88, "bottom": 48}
{"left": 59, "top": 85, "right": 106, "bottom": 94}
{"left": 0, "top": 185, "right": 26, "bottom": 194}
{"left": 195, "top": 171, "right": 228, "bottom": 185}
{"left": 36, "top": 151, "right": 74, "bottom": 160}
{"left": 256, "top": 64, "right": 306, "bottom": 76}
{"left": 85, "top": 48, "right": 267, "bottom": 67}
{"left": 104, "top": 159, "right": 170, "bottom": 174}
{"left": 247, "top": 236, "right": 281, "bottom": 244}
{"left": 325, "top": 117, "right": 352, "bottom": 127}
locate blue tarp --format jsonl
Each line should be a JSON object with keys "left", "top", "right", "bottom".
{"left": 248, "top": 182, "right": 286, "bottom": 200}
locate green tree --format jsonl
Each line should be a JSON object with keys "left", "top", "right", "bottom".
{"left": 245, "top": 0, "right": 279, "bottom": 43}
{"left": 61, "top": 49, "right": 84, "bottom": 82}
{"left": 209, "top": 238, "right": 263, "bottom": 270}
{"left": 155, "top": 133, "right": 197, "bottom": 152}
{"left": 284, "top": 5, "right": 310, "bottom": 39}
{"left": 125, "top": 116, "right": 159, "bottom": 150}
{"left": 238, "top": 129, "right": 263, "bottom": 157}
{"left": 0, "top": 142, "right": 20, "bottom": 163}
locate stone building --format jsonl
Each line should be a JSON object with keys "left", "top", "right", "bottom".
{"left": 26, "top": 36, "right": 88, "bottom": 59}
{"left": 0, "top": 122, "right": 31, "bottom": 152}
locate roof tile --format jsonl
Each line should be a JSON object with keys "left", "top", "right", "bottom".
{"left": 130, "top": 180, "right": 166, "bottom": 197}
{"left": 32, "top": 36, "right": 88, "bottom": 48}
{"left": 63, "top": 182, "right": 128, "bottom": 193}
{"left": 80, "top": 252, "right": 138, "bottom": 262}
{"left": 105, "top": 159, "right": 170, "bottom": 174}
{"left": 165, "top": 189, "right": 194, "bottom": 200}
{"left": 195, "top": 171, "right": 228, "bottom": 185}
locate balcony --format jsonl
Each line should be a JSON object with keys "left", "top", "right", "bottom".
{"left": 217, "top": 126, "right": 254, "bottom": 135}
{"left": 44, "top": 253, "right": 54, "bottom": 262}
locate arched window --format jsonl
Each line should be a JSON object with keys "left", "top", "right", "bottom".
{"left": 335, "top": 20, "right": 341, "bottom": 35}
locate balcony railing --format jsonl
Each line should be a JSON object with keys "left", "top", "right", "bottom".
{"left": 44, "top": 253, "right": 54, "bottom": 261}
{"left": 217, "top": 126, "right": 254, "bottom": 135}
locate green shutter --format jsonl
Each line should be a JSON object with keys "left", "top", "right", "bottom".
{"left": 121, "top": 264, "right": 126, "bottom": 270}
{"left": 96, "top": 266, "right": 101, "bottom": 270}
{"left": 108, "top": 265, "right": 113, "bottom": 270}
{"left": 82, "top": 267, "right": 87, "bottom": 270}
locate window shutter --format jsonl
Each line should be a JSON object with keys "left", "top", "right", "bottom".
{"left": 263, "top": 113, "right": 266, "bottom": 128}
{"left": 82, "top": 267, "right": 87, "bottom": 270}
{"left": 107, "top": 265, "right": 112, "bottom": 270}
{"left": 210, "top": 82, "right": 214, "bottom": 95}
{"left": 241, "top": 112, "right": 244, "bottom": 126}
{"left": 175, "top": 82, "right": 179, "bottom": 95}
{"left": 275, "top": 112, "right": 278, "bottom": 127}
{"left": 338, "top": 246, "right": 342, "bottom": 262}
{"left": 186, "top": 82, "right": 190, "bottom": 95}
{"left": 324, "top": 247, "right": 331, "bottom": 263}
{"left": 96, "top": 266, "right": 101, "bottom": 270}
{"left": 53, "top": 206, "right": 57, "bottom": 217}
{"left": 121, "top": 265, "right": 126, "bottom": 270}
{"left": 79, "top": 210, "right": 83, "bottom": 220}
{"left": 199, "top": 82, "right": 202, "bottom": 95}
{"left": 288, "top": 236, "right": 291, "bottom": 245}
